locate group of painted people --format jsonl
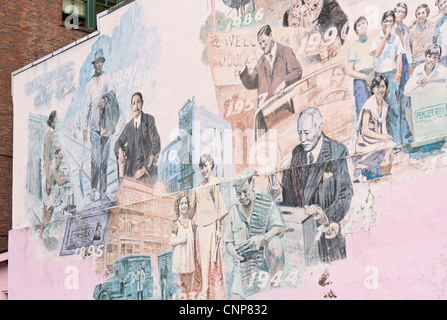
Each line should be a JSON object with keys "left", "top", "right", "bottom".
{"left": 83, "top": 49, "right": 161, "bottom": 203}
{"left": 347, "top": 2, "right": 447, "bottom": 179}
{"left": 282, "top": 0, "right": 349, "bottom": 61}
{"left": 40, "top": 111, "right": 70, "bottom": 238}
{"left": 170, "top": 107, "right": 354, "bottom": 300}
{"left": 170, "top": 154, "right": 228, "bottom": 300}
{"left": 170, "top": 154, "right": 287, "bottom": 300}
{"left": 124, "top": 263, "right": 146, "bottom": 300}
{"left": 239, "top": 1, "right": 350, "bottom": 104}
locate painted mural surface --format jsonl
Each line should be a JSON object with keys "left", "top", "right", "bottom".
{"left": 10, "top": 0, "right": 447, "bottom": 300}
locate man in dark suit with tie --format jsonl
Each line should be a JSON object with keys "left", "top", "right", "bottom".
{"left": 114, "top": 92, "right": 161, "bottom": 185}
{"left": 281, "top": 107, "right": 353, "bottom": 265}
{"left": 239, "top": 25, "right": 303, "bottom": 102}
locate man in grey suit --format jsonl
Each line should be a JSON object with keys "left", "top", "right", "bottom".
{"left": 239, "top": 25, "right": 303, "bottom": 102}
{"left": 281, "top": 107, "right": 353, "bottom": 264}
{"left": 114, "top": 92, "right": 161, "bottom": 185}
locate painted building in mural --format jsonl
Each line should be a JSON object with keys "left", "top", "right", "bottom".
{"left": 159, "top": 96, "right": 234, "bottom": 194}
{"left": 8, "top": 0, "right": 447, "bottom": 300}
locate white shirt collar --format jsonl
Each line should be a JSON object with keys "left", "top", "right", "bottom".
{"left": 423, "top": 63, "right": 441, "bottom": 78}
{"left": 271, "top": 41, "right": 277, "bottom": 58}
{"left": 266, "top": 41, "right": 277, "bottom": 67}
{"left": 133, "top": 113, "right": 142, "bottom": 129}
{"left": 308, "top": 135, "right": 323, "bottom": 164}
{"left": 412, "top": 62, "right": 443, "bottom": 80}
{"left": 415, "top": 20, "right": 429, "bottom": 32}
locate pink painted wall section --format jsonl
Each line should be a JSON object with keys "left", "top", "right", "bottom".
{"left": 254, "top": 171, "right": 447, "bottom": 300}
{"left": 7, "top": 170, "right": 447, "bottom": 300}
{"left": 8, "top": 228, "right": 96, "bottom": 300}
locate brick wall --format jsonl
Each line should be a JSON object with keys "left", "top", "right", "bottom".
{"left": 0, "top": 0, "right": 91, "bottom": 251}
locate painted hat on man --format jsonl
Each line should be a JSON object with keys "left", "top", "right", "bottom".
{"left": 92, "top": 49, "right": 106, "bottom": 64}
{"left": 233, "top": 167, "right": 257, "bottom": 191}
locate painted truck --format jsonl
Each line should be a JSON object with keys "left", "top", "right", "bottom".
{"left": 93, "top": 255, "right": 153, "bottom": 300}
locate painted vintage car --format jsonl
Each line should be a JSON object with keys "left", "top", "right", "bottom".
{"left": 93, "top": 255, "right": 154, "bottom": 300}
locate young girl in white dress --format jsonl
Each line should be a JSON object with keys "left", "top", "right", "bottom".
{"left": 171, "top": 192, "right": 196, "bottom": 296}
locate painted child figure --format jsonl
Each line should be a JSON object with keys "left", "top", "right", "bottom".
{"left": 171, "top": 192, "right": 196, "bottom": 298}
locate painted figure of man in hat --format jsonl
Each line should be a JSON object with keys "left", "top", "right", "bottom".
{"left": 82, "top": 49, "right": 120, "bottom": 202}
{"left": 223, "top": 167, "right": 285, "bottom": 299}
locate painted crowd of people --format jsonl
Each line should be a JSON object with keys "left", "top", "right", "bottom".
{"left": 38, "top": 0, "right": 447, "bottom": 301}
{"left": 170, "top": 155, "right": 289, "bottom": 300}
{"left": 348, "top": 1, "right": 447, "bottom": 180}
{"left": 39, "top": 49, "right": 161, "bottom": 237}
{"left": 169, "top": 0, "right": 447, "bottom": 300}
{"left": 169, "top": 106, "right": 354, "bottom": 300}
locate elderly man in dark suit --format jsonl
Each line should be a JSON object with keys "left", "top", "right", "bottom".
{"left": 114, "top": 92, "right": 161, "bottom": 185}
{"left": 239, "top": 25, "right": 303, "bottom": 102}
{"left": 281, "top": 107, "right": 353, "bottom": 265}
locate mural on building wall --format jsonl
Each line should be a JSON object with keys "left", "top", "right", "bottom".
{"left": 11, "top": 0, "right": 447, "bottom": 300}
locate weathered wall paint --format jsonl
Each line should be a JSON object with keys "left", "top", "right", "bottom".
{"left": 10, "top": 0, "right": 447, "bottom": 300}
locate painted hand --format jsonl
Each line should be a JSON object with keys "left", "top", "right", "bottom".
{"left": 118, "top": 149, "right": 125, "bottom": 164}
{"left": 249, "top": 235, "right": 265, "bottom": 251}
{"left": 305, "top": 204, "right": 328, "bottom": 224}
{"left": 274, "top": 81, "right": 286, "bottom": 97}
{"left": 98, "top": 98, "right": 106, "bottom": 110}
{"left": 416, "top": 77, "right": 428, "bottom": 85}
{"left": 133, "top": 168, "right": 147, "bottom": 180}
